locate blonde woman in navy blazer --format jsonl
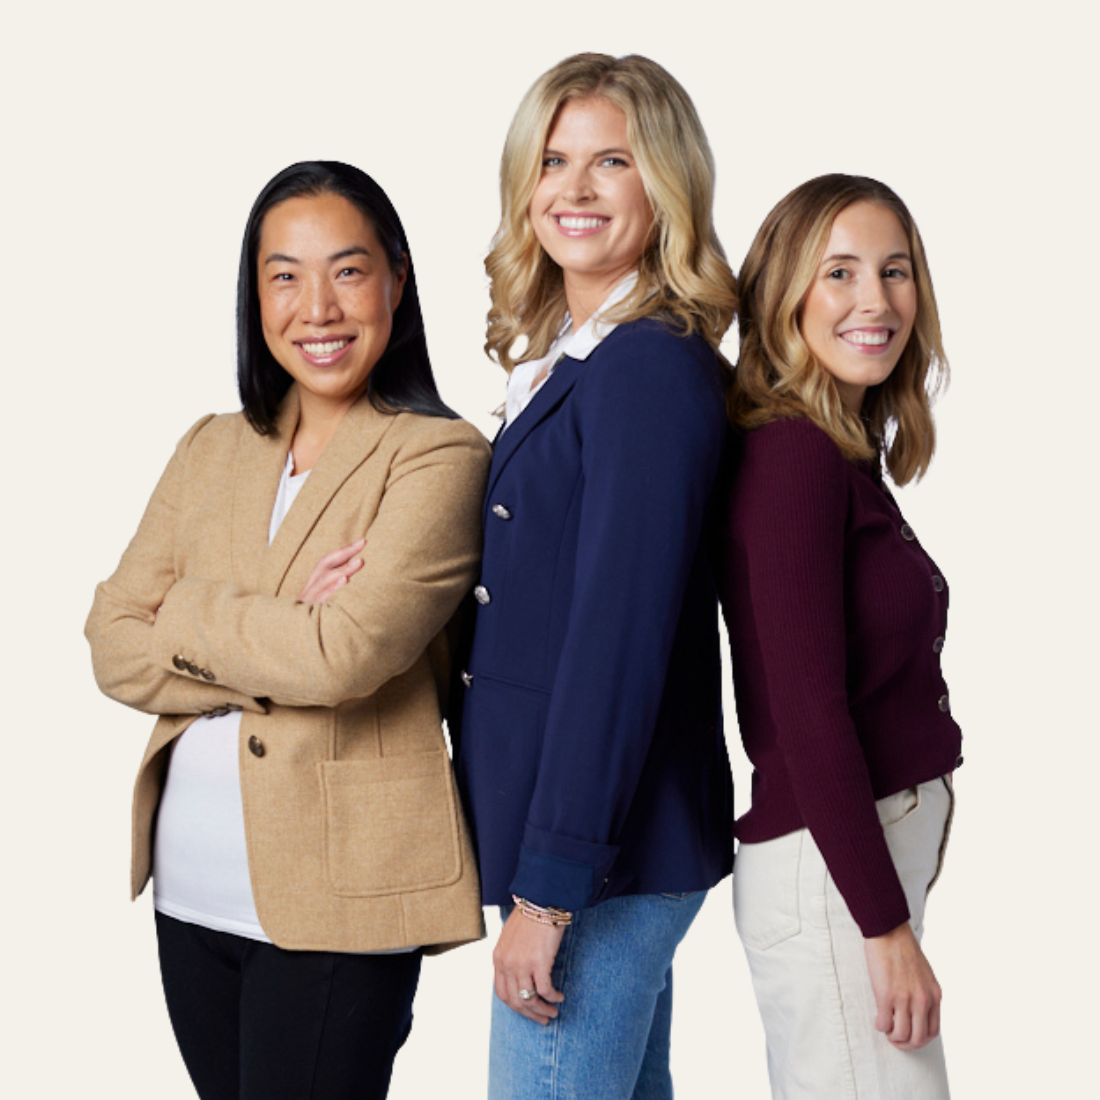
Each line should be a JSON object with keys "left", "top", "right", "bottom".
{"left": 455, "top": 54, "right": 737, "bottom": 1099}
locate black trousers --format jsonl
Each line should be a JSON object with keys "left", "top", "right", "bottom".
{"left": 155, "top": 912, "right": 422, "bottom": 1100}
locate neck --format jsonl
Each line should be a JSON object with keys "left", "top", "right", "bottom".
{"left": 291, "top": 387, "right": 364, "bottom": 473}
{"left": 563, "top": 267, "right": 636, "bottom": 332}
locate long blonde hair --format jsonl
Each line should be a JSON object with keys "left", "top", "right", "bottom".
{"left": 485, "top": 53, "right": 737, "bottom": 372}
{"left": 730, "top": 174, "right": 947, "bottom": 485}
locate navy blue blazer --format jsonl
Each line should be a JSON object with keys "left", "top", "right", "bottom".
{"left": 455, "top": 318, "right": 734, "bottom": 910}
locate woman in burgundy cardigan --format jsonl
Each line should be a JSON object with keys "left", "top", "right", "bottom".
{"left": 720, "top": 175, "right": 962, "bottom": 1100}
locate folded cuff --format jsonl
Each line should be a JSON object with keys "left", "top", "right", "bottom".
{"left": 509, "top": 826, "right": 619, "bottom": 910}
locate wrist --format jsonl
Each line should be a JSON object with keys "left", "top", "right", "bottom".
{"left": 511, "top": 895, "right": 574, "bottom": 927}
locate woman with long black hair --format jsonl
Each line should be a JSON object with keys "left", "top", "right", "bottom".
{"left": 87, "top": 161, "right": 489, "bottom": 1099}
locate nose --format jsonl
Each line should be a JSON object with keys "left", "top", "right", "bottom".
{"left": 858, "top": 276, "right": 889, "bottom": 315}
{"left": 561, "top": 164, "right": 596, "bottom": 203}
{"left": 299, "top": 274, "right": 342, "bottom": 325}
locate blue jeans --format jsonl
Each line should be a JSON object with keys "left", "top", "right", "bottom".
{"left": 489, "top": 891, "right": 707, "bottom": 1100}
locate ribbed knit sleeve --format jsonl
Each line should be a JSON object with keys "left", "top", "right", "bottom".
{"left": 727, "top": 419, "right": 910, "bottom": 937}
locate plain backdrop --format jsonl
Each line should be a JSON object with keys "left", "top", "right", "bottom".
{"left": 3, "top": 0, "right": 1096, "bottom": 1095}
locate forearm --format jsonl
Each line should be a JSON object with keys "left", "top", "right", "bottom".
{"left": 150, "top": 570, "right": 472, "bottom": 708}
{"left": 86, "top": 582, "right": 263, "bottom": 715}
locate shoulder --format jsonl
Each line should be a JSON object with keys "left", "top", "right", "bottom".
{"left": 597, "top": 318, "right": 720, "bottom": 376}
{"left": 386, "top": 411, "right": 492, "bottom": 466}
{"left": 173, "top": 411, "right": 248, "bottom": 463}
{"left": 741, "top": 416, "right": 847, "bottom": 470}
{"left": 584, "top": 320, "right": 725, "bottom": 420}
{"left": 733, "top": 417, "right": 852, "bottom": 509}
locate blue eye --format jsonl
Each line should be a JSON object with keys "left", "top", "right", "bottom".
{"left": 542, "top": 156, "right": 565, "bottom": 168}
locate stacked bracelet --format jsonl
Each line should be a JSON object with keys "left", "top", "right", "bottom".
{"left": 512, "top": 895, "right": 575, "bottom": 927}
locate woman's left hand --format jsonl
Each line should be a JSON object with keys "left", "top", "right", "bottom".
{"left": 863, "top": 922, "right": 942, "bottom": 1050}
{"left": 296, "top": 539, "right": 365, "bottom": 604}
{"left": 493, "top": 909, "right": 566, "bottom": 1025}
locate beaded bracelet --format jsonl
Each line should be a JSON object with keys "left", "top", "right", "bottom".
{"left": 512, "top": 895, "right": 575, "bottom": 927}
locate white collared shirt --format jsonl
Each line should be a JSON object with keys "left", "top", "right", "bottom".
{"left": 502, "top": 273, "right": 638, "bottom": 429}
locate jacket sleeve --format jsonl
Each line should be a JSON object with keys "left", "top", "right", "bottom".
{"left": 735, "top": 421, "right": 909, "bottom": 937}
{"left": 85, "top": 416, "right": 265, "bottom": 716}
{"left": 147, "top": 421, "right": 490, "bottom": 709}
{"left": 508, "top": 329, "right": 726, "bottom": 909}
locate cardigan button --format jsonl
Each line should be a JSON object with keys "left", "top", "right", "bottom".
{"left": 931, "top": 574, "right": 945, "bottom": 593}
{"left": 491, "top": 504, "right": 513, "bottom": 520}
{"left": 900, "top": 523, "right": 916, "bottom": 541}
{"left": 185, "top": 661, "right": 201, "bottom": 677}
{"left": 937, "top": 694, "right": 950, "bottom": 713}
{"left": 248, "top": 736, "right": 265, "bottom": 758}
{"left": 172, "top": 654, "right": 187, "bottom": 671}
{"left": 473, "top": 585, "right": 492, "bottom": 606}
{"left": 932, "top": 636, "right": 945, "bottom": 654}
{"left": 955, "top": 754, "right": 964, "bottom": 768}
{"left": 201, "top": 668, "right": 216, "bottom": 681}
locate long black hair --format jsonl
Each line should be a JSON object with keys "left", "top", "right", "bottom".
{"left": 237, "top": 161, "right": 455, "bottom": 434}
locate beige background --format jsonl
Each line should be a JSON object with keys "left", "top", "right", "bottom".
{"left": 3, "top": 0, "right": 1095, "bottom": 1095}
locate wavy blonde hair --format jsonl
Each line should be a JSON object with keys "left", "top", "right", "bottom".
{"left": 485, "top": 53, "right": 737, "bottom": 372}
{"left": 729, "top": 174, "right": 948, "bottom": 485}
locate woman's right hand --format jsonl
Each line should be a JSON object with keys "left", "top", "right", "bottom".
{"left": 297, "top": 539, "right": 365, "bottom": 604}
{"left": 863, "top": 921, "right": 942, "bottom": 1051}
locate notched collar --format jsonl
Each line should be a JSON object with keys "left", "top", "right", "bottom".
{"left": 230, "top": 385, "right": 395, "bottom": 596}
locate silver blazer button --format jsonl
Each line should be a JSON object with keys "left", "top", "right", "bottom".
{"left": 473, "top": 585, "right": 492, "bottom": 605}
{"left": 492, "top": 504, "right": 513, "bottom": 520}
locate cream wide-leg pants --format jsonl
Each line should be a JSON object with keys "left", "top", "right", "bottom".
{"left": 734, "top": 776, "right": 955, "bottom": 1100}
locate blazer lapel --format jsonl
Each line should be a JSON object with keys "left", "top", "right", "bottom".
{"left": 230, "top": 388, "right": 298, "bottom": 593}
{"left": 259, "top": 389, "right": 394, "bottom": 596}
{"left": 487, "top": 355, "right": 583, "bottom": 501}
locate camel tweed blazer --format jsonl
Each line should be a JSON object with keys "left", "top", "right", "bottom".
{"left": 86, "top": 387, "right": 490, "bottom": 952}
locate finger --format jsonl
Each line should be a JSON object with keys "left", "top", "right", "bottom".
{"left": 907, "top": 998, "right": 929, "bottom": 1049}
{"left": 514, "top": 986, "right": 556, "bottom": 1024}
{"left": 533, "top": 966, "right": 564, "bottom": 1005}
{"left": 300, "top": 572, "right": 349, "bottom": 606}
{"left": 502, "top": 974, "right": 551, "bottom": 1024}
{"left": 887, "top": 1002, "right": 913, "bottom": 1046}
{"left": 321, "top": 539, "right": 366, "bottom": 566}
{"left": 318, "top": 575, "right": 350, "bottom": 603}
{"left": 928, "top": 996, "right": 941, "bottom": 1041}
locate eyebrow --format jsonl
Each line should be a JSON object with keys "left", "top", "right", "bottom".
{"left": 821, "top": 251, "right": 912, "bottom": 264}
{"left": 543, "top": 146, "right": 633, "bottom": 158}
{"left": 264, "top": 246, "right": 373, "bottom": 265}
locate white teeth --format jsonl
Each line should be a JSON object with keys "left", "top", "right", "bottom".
{"left": 844, "top": 330, "right": 890, "bottom": 346}
{"left": 301, "top": 339, "right": 349, "bottom": 356}
{"left": 558, "top": 216, "right": 607, "bottom": 230}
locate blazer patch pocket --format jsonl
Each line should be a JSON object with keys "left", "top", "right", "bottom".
{"left": 320, "top": 751, "right": 462, "bottom": 897}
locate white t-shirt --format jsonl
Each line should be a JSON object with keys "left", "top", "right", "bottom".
{"left": 152, "top": 452, "right": 308, "bottom": 942}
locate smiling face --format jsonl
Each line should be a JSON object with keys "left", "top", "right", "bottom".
{"left": 528, "top": 96, "right": 654, "bottom": 325}
{"left": 257, "top": 191, "right": 405, "bottom": 417}
{"left": 800, "top": 201, "right": 917, "bottom": 413}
